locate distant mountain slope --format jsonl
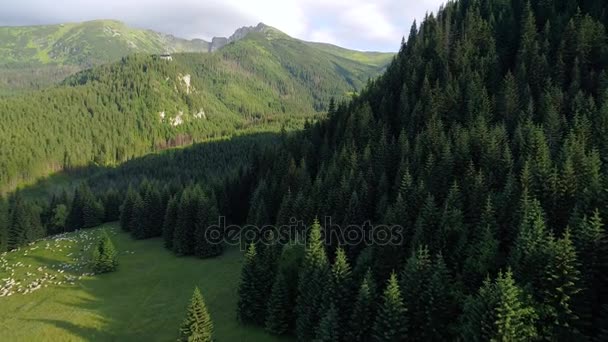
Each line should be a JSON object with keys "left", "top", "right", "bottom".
{"left": 0, "top": 24, "right": 392, "bottom": 191}
{"left": 0, "top": 20, "right": 208, "bottom": 93}
{"left": 0, "top": 19, "right": 209, "bottom": 66}
{"left": 0, "top": 20, "right": 393, "bottom": 94}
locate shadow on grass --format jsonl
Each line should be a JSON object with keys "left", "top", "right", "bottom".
{"left": 25, "top": 318, "right": 114, "bottom": 341}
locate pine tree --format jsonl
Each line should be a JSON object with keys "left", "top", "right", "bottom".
{"left": 130, "top": 192, "right": 145, "bottom": 239}
{"left": 91, "top": 232, "right": 118, "bottom": 273}
{"left": 102, "top": 188, "right": 122, "bottom": 222}
{"left": 8, "top": 194, "right": 35, "bottom": 249}
{"left": 511, "top": 195, "right": 550, "bottom": 292}
{"left": 295, "top": 218, "right": 330, "bottom": 341}
{"left": 327, "top": 247, "right": 353, "bottom": 341}
{"left": 194, "top": 193, "right": 223, "bottom": 258}
{"left": 541, "top": 230, "right": 582, "bottom": 340}
{"left": 236, "top": 243, "right": 262, "bottom": 325}
{"left": 347, "top": 270, "right": 376, "bottom": 342}
{"left": 265, "top": 272, "right": 291, "bottom": 335}
{"left": 400, "top": 245, "right": 432, "bottom": 341}
{"left": 372, "top": 272, "right": 407, "bottom": 342}
{"left": 314, "top": 303, "right": 339, "bottom": 342}
{"left": 572, "top": 210, "right": 606, "bottom": 337}
{"left": 461, "top": 270, "right": 537, "bottom": 341}
{"left": 179, "top": 287, "right": 213, "bottom": 342}
{"left": 141, "top": 184, "right": 164, "bottom": 238}
{"left": 119, "top": 186, "right": 138, "bottom": 232}
{"left": 173, "top": 186, "right": 199, "bottom": 256}
{"left": 162, "top": 195, "right": 179, "bottom": 249}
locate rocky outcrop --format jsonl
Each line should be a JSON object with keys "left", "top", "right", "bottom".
{"left": 207, "top": 23, "right": 268, "bottom": 52}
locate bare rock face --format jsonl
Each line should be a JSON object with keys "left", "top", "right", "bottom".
{"left": 207, "top": 23, "right": 268, "bottom": 52}
{"left": 208, "top": 37, "right": 228, "bottom": 52}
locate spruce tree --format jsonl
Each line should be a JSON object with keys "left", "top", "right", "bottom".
{"left": 92, "top": 232, "right": 118, "bottom": 273}
{"left": 265, "top": 272, "right": 291, "bottom": 335}
{"left": 347, "top": 270, "right": 376, "bottom": 342}
{"left": 179, "top": 287, "right": 214, "bottom": 342}
{"left": 162, "top": 195, "right": 179, "bottom": 250}
{"left": 295, "top": 218, "right": 330, "bottom": 341}
{"left": 130, "top": 193, "right": 145, "bottom": 239}
{"left": 328, "top": 247, "right": 353, "bottom": 341}
{"left": 314, "top": 303, "right": 339, "bottom": 342}
{"left": 461, "top": 270, "right": 537, "bottom": 341}
{"left": 119, "top": 186, "right": 138, "bottom": 232}
{"left": 541, "top": 230, "right": 582, "bottom": 340}
{"left": 372, "top": 272, "right": 407, "bottom": 342}
{"left": 8, "top": 194, "right": 31, "bottom": 249}
{"left": 236, "top": 243, "right": 262, "bottom": 325}
{"left": 141, "top": 184, "right": 164, "bottom": 238}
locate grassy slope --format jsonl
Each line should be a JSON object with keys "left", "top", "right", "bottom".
{"left": 0, "top": 20, "right": 209, "bottom": 93}
{"left": 0, "top": 20, "right": 208, "bottom": 66}
{"left": 303, "top": 41, "right": 394, "bottom": 67}
{"left": 0, "top": 223, "right": 288, "bottom": 341}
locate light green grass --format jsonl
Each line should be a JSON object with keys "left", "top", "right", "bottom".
{"left": 0, "top": 223, "right": 291, "bottom": 341}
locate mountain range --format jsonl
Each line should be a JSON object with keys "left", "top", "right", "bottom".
{"left": 0, "top": 20, "right": 393, "bottom": 191}
{"left": 0, "top": 20, "right": 393, "bottom": 93}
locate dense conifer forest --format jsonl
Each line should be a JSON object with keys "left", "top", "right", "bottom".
{"left": 0, "top": 29, "right": 389, "bottom": 192}
{"left": 3, "top": 0, "right": 608, "bottom": 340}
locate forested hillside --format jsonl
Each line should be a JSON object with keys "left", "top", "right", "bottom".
{"left": 0, "top": 26, "right": 390, "bottom": 192}
{"left": 0, "top": 20, "right": 209, "bottom": 93}
{"left": 230, "top": 0, "right": 608, "bottom": 340}
{"left": 4, "top": 0, "right": 608, "bottom": 341}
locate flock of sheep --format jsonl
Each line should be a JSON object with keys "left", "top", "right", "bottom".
{"left": 0, "top": 228, "right": 123, "bottom": 297}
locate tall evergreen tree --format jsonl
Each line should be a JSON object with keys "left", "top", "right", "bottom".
{"left": 461, "top": 270, "right": 537, "bottom": 341}
{"left": 236, "top": 243, "right": 263, "bottom": 325}
{"left": 347, "top": 270, "right": 376, "bottom": 342}
{"left": 295, "top": 218, "right": 330, "bottom": 341}
{"left": 119, "top": 186, "right": 138, "bottom": 232}
{"left": 91, "top": 232, "right": 118, "bottom": 273}
{"left": 265, "top": 271, "right": 291, "bottom": 335}
{"left": 372, "top": 272, "right": 407, "bottom": 342}
{"left": 162, "top": 194, "right": 179, "bottom": 249}
{"left": 179, "top": 287, "right": 214, "bottom": 342}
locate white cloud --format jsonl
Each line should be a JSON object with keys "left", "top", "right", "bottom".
{"left": 0, "top": 0, "right": 446, "bottom": 51}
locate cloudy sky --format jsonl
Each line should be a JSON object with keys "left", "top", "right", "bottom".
{"left": 1, "top": 0, "right": 446, "bottom": 52}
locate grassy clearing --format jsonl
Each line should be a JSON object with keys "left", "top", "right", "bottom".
{"left": 0, "top": 223, "right": 291, "bottom": 341}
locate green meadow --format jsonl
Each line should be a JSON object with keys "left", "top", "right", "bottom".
{"left": 0, "top": 223, "right": 290, "bottom": 341}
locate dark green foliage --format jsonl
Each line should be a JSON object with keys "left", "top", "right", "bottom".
{"left": 372, "top": 273, "right": 407, "bottom": 342}
{"left": 265, "top": 272, "right": 290, "bottom": 335}
{"left": 314, "top": 303, "right": 339, "bottom": 342}
{"left": 0, "top": 197, "right": 8, "bottom": 252}
{"left": 129, "top": 193, "right": 145, "bottom": 239}
{"left": 162, "top": 195, "right": 180, "bottom": 249}
{"left": 327, "top": 247, "right": 353, "bottom": 341}
{"left": 172, "top": 186, "right": 202, "bottom": 256}
{"left": 179, "top": 287, "right": 214, "bottom": 342}
{"left": 0, "top": 27, "right": 391, "bottom": 192}
{"left": 461, "top": 270, "right": 537, "bottom": 341}
{"left": 91, "top": 232, "right": 118, "bottom": 273}
{"left": 194, "top": 193, "right": 223, "bottom": 258}
{"left": 102, "top": 188, "right": 122, "bottom": 222}
{"left": 8, "top": 194, "right": 44, "bottom": 249}
{"left": 540, "top": 230, "right": 583, "bottom": 340}
{"left": 236, "top": 243, "right": 263, "bottom": 325}
{"left": 346, "top": 270, "right": 376, "bottom": 342}
{"left": 400, "top": 246, "right": 457, "bottom": 341}
{"left": 140, "top": 184, "right": 164, "bottom": 238}
{"left": 119, "top": 186, "right": 138, "bottom": 232}
{"left": 295, "top": 219, "right": 330, "bottom": 341}
{"left": 66, "top": 183, "right": 104, "bottom": 230}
